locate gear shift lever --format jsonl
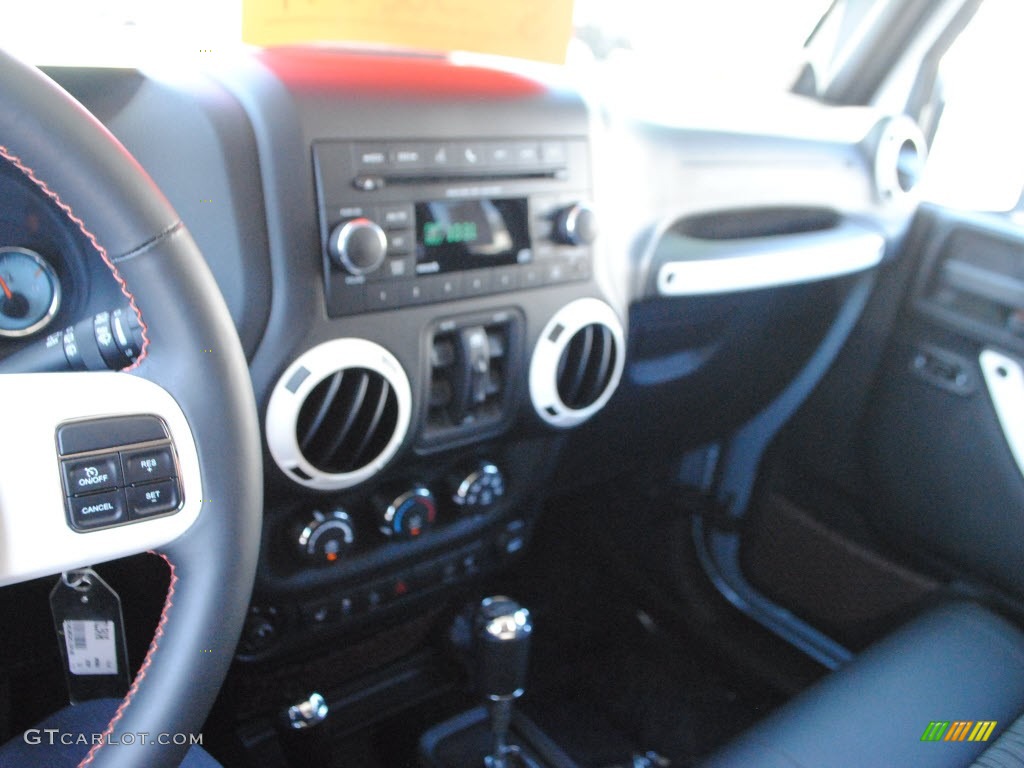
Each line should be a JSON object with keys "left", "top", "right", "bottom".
{"left": 476, "top": 596, "right": 533, "bottom": 768}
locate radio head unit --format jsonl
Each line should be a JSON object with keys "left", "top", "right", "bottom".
{"left": 313, "top": 137, "right": 596, "bottom": 316}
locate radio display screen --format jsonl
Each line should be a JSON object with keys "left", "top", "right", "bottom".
{"left": 415, "top": 198, "right": 531, "bottom": 273}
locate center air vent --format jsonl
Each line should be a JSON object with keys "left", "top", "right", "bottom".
{"left": 530, "top": 298, "right": 625, "bottom": 428}
{"left": 420, "top": 309, "right": 524, "bottom": 448}
{"left": 266, "top": 339, "right": 412, "bottom": 490}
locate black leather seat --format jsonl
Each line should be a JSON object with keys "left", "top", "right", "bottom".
{"left": 702, "top": 602, "right": 1024, "bottom": 768}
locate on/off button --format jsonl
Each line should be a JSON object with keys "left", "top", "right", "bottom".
{"left": 62, "top": 454, "right": 121, "bottom": 495}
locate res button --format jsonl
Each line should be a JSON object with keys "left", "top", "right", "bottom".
{"left": 121, "top": 446, "right": 175, "bottom": 484}
{"left": 62, "top": 454, "right": 121, "bottom": 495}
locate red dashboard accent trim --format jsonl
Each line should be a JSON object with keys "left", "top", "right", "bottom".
{"left": 258, "top": 48, "right": 547, "bottom": 98}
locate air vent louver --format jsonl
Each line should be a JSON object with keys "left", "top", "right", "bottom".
{"left": 556, "top": 323, "right": 616, "bottom": 410}
{"left": 295, "top": 368, "right": 398, "bottom": 474}
{"left": 421, "top": 312, "right": 522, "bottom": 447}
{"left": 265, "top": 338, "right": 412, "bottom": 490}
{"left": 530, "top": 298, "right": 625, "bottom": 428}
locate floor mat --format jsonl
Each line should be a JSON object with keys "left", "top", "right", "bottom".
{"left": 498, "top": 491, "right": 781, "bottom": 767}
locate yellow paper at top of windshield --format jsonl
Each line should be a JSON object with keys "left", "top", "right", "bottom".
{"left": 242, "top": 0, "right": 575, "bottom": 65}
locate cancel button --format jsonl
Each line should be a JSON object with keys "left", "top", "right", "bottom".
{"left": 68, "top": 490, "right": 127, "bottom": 530}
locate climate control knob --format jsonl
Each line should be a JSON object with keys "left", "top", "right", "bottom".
{"left": 375, "top": 485, "right": 437, "bottom": 540}
{"left": 553, "top": 203, "right": 598, "bottom": 246}
{"left": 450, "top": 461, "right": 505, "bottom": 514}
{"left": 328, "top": 217, "right": 388, "bottom": 275}
{"left": 295, "top": 509, "right": 356, "bottom": 565}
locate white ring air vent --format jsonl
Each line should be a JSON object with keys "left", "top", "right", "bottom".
{"left": 266, "top": 338, "right": 412, "bottom": 490}
{"left": 874, "top": 115, "right": 927, "bottom": 202}
{"left": 529, "top": 298, "right": 625, "bottom": 428}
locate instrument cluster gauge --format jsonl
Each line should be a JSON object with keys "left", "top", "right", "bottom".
{"left": 0, "top": 246, "right": 61, "bottom": 338}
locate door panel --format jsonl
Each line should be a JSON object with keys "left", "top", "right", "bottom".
{"left": 742, "top": 204, "right": 1024, "bottom": 651}
{"left": 863, "top": 208, "right": 1024, "bottom": 597}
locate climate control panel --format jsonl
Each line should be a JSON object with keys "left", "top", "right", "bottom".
{"left": 286, "top": 462, "right": 507, "bottom": 569}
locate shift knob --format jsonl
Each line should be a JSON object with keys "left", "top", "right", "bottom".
{"left": 476, "top": 596, "right": 532, "bottom": 700}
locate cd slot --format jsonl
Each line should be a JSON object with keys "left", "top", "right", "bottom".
{"left": 380, "top": 171, "right": 563, "bottom": 185}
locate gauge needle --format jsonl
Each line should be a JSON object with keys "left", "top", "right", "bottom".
{"left": 0, "top": 275, "right": 11, "bottom": 300}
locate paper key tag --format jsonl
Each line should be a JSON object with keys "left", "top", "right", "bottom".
{"left": 50, "top": 569, "right": 130, "bottom": 703}
{"left": 241, "top": 0, "right": 576, "bottom": 65}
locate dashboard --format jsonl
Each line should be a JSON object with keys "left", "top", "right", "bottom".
{"left": 0, "top": 48, "right": 918, "bottom": 669}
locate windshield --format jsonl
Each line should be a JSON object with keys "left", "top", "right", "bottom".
{"left": 3, "top": 0, "right": 827, "bottom": 97}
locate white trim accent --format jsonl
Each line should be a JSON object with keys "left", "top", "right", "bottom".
{"left": 0, "top": 372, "right": 202, "bottom": 588}
{"left": 265, "top": 338, "right": 412, "bottom": 490}
{"left": 873, "top": 114, "right": 927, "bottom": 203}
{"left": 529, "top": 298, "right": 625, "bottom": 428}
{"left": 980, "top": 349, "right": 1024, "bottom": 479}
{"left": 656, "top": 228, "right": 885, "bottom": 296}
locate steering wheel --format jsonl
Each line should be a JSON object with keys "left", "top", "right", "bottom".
{"left": 0, "top": 51, "right": 262, "bottom": 767}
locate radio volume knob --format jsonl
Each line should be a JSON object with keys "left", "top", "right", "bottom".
{"left": 329, "top": 217, "right": 388, "bottom": 275}
{"left": 554, "top": 203, "right": 598, "bottom": 246}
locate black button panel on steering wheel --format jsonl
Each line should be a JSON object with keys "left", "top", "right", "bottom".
{"left": 57, "top": 415, "right": 183, "bottom": 531}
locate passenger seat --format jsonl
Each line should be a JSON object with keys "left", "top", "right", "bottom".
{"left": 702, "top": 602, "right": 1024, "bottom": 768}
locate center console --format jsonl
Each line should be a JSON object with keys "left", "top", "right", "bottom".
{"left": 216, "top": 53, "right": 627, "bottom": 716}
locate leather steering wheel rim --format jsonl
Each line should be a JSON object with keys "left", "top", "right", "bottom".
{"left": 0, "top": 51, "right": 262, "bottom": 768}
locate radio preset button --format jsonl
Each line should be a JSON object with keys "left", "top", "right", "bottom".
{"left": 493, "top": 268, "right": 520, "bottom": 292}
{"left": 521, "top": 266, "right": 543, "bottom": 288}
{"left": 541, "top": 142, "right": 568, "bottom": 165}
{"left": 390, "top": 146, "right": 424, "bottom": 166}
{"left": 386, "top": 230, "right": 414, "bottom": 255}
{"left": 364, "top": 284, "right": 401, "bottom": 311}
{"left": 378, "top": 204, "right": 414, "bottom": 229}
{"left": 385, "top": 256, "right": 414, "bottom": 278}
{"left": 356, "top": 146, "right": 389, "bottom": 167}
{"left": 543, "top": 259, "right": 571, "bottom": 284}
{"left": 398, "top": 282, "right": 429, "bottom": 306}
{"left": 463, "top": 272, "right": 493, "bottom": 296}
{"left": 514, "top": 143, "right": 541, "bottom": 165}
{"left": 431, "top": 274, "right": 464, "bottom": 301}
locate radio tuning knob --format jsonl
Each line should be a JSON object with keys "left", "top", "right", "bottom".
{"left": 554, "top": 203, "right": 598, "bottom": 246}
{"left": 329, "top": 217, "right": 388, "bottom": 275}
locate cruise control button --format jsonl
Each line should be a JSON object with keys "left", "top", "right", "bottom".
{"left": 121, "top": 446, "right": 175, "bottom": 484}
{"left": 62, "top": 454, "right": 121, "bottom": 495}
{"left": 125, "top": 479, "right": 181, "bottom": 518}
{"left": 68, "top": 490, "right": 126, "bottom": 530}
